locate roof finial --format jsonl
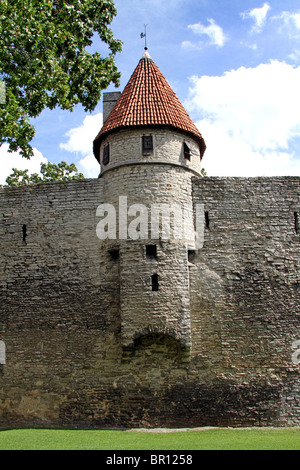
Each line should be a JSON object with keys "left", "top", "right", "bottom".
{"left": 140, "top": 24, "right": 148, "bottom": 50}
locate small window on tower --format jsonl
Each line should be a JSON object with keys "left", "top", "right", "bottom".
{"left": 22, "top": 224, "right": 27, "bottom": 242}
{"left": 183, "top": 142, "right": 191, "bottom": 161}
{"left": 188, "top": 250, "right": 196, "bottom": 263}
{"left": 151, "top": 274, "right": 159, "bottom": 291}
{"left": 142, "top": 135, "right": 153, "bottom": 155}
{"left": 205, "top": 211, "right": 210, "bottom": 230}
{"left": 146, "top": 245, "right": 157, "bottom": 260}
{"left": 294, "top": 212, "right": 299, "bottom": 234}
{"left": 109, "top": 249, "right": 120, "bottom": 260}
{"left": 103, "top": 144, "right": 110, "bottom": 165}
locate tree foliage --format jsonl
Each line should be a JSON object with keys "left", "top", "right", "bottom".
{"left": 0, "top": 0, "right": 122, "bottom": 158}
{"left": 5, "top": 160, "right": 85, "bottom": 186}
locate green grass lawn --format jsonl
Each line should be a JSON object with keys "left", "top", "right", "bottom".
{"left": 0, "top": 427, "right": 299, "bottom": 450}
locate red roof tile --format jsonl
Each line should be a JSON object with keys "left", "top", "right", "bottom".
{"left": 93, "top": 53, "right": 206, "bottom": 161}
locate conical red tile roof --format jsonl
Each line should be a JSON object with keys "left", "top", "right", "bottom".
{"left": 93, "top": 52, "right": 206, "bottom": 161}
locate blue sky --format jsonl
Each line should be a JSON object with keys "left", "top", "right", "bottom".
{"left": 1, "top": 0, "right": 300, "bottom": 182}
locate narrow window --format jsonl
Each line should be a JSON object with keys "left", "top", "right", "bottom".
{"left": 146, "top": 245, "right": 157, "bottom": 259}
{"left": 151, "top": 274, "right": 159, "bottom": 291}
{"left": 22, "top": 224, "right": 27, "bottom": 242}
{"left": 183, "top": 142, "right": 191, "bottom": 160}
{"left": 142, "top": 135, "right": 153, "bottom": 155}
{"left": 188, "top": 250, "right": 196, "bottom": 263}
{"left": 294, "top": 212, "right": 299, "bottom": 234}
{"left": 205, "top": 212, "right": 210, "bottom": 230}
{"left": 109, "top": 249, "right": 119, "bottom": 260}
{"left": 103, "top": 144, "right": 110, "bottom": 165}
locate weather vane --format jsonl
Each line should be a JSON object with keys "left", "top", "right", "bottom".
{"left": 140, "top": 24, "right": 148, "bottom": 50}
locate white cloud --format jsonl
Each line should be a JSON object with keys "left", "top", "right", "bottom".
{"left": 272, "top": 10, "right": 300, "bottom": 39}
{"left": 277, "top": 11, "right": 300, "bottom": 29}
{"left": 289, "top": 50, "right": 300, "bottom": 63}
{"left": 77, "top": 154, "right": 100, "bottom": 179}
{"left": 240, "top": 41, "right": 258, "bottom": 51}
{"left": 60, "top": 113, "right": 102, "bottom": 156}
{"left": 186, "top": 61, "right": 300, "bottom": 176}
{"left": 241, "top": 3, "right": 271, "bottom": 33}
{"left": 182, "top": 19, "right": 228, "bottom": 49}
{"left": 196, "top": 119, "right": 300, "bottom": 177}
{"left": 0, "top": 144, "right": 48, "bottom": 185}
{"left": 60, "top": 112, "right": 102, "bottom": 178}
{"left": 182, "top": 40, "right": 202, "bottom": 51}
{"left": 0, "top": 111, "right": 102, "bottom": 185}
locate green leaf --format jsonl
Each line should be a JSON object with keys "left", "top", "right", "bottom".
{"left": 0, "top": 0, "right": 122, "bottom": 158}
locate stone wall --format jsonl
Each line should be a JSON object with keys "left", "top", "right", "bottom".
{"left": 0, "top": 176, "right": 299, "bottom": 428}
{"left": 190, "top": 176, "right": 300, "bottom": 425}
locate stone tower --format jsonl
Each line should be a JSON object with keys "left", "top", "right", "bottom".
{"left": 93, "top": 50, "right": 206, "bottom": 356}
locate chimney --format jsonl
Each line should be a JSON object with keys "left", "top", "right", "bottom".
{"left": 103, "top": 92, "right": 121, "bottom": 123}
